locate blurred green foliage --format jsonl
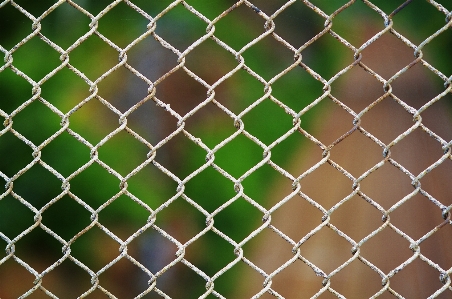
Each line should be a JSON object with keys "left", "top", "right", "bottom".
{"left": 0, "top": 0, "right": 450, "bottom": 297}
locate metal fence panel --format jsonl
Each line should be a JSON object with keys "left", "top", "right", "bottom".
{"left": 0, "top": 0, "right": 451, "bottom": 298}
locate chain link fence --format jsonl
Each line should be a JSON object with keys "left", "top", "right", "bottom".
{"left": 1, "top": 0, "right": 451, "bottom": 298}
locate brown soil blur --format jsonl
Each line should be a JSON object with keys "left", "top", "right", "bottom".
{"left": 235, "top": 28, "right": 452, "bottom": 298}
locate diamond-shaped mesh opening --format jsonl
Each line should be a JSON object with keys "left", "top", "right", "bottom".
{"left": 213, "top": 68, "right": 265, "bottom": 114}
{"left": 242, "top": 35, "right": 297, "bottom": 81}
{"left": 213, "top": 197, "right": 263, "bottom": 242}
{"left": 389, "top": 258, "right": 446, "bottom": 298}
{"left": 392, "top": 0, "right": 448, "bottom": 45}
{"left": 299, "top": 226, "right": 353, "bottom": 274}
{"left": 329, "top": 131, "right": 383, "bottom": 177}
{"left": 300, "top": 97, "right": 355, "bottom": 146}
{"left": 70, "top": 225, "right": 120, "bottom": 272}
{"left": 270, "top": 130, "right": 308, "bottom": 168}
{"left": 13, "top": 227, "right": 63, "bottom": 273}
{"left": 213, "top": 3, "right": 264, "bottom": 51}
{"left": 10, "top": 36, "right": 62, "bottom": 82}
{"left": 99, "top": 257, "right": 151, "bottom": 298}
{"left": 155, "top": 67, "right": 207, "bottom": 115}
{"left": 359, "top": 163, "right": 413, "bottom": 209}
{"left": 270, "top": 258, "right": 325, "bottom": 299}
{"left": 331, "top": 195, "right": 382, "bottom": 241}
{"left": 332, "top": 64, "right": 385, "bottom": 112}
{"left": 153, "top": 260, "right": 207, "bottom": 298}
{"left": 0, "top": 68, "right": 32, "bottom": 113}
{"left": 68, "top": 34, "right": 119, "bottom": 81}
{"left": 97, "top": 2, "right": 148, "bottom": 49}
{"left": 185, "top": 38, "right": 239, "bottom": 85}
{"left": 12, "top": 163, "right": 62, "bottom": 209}
{"left": 13, "top": 0, "right": 58, "bottom": 17}
{"left": 154, "top": 3, "right": 207, "bottom": 51}
{"left": 271, "top": 65, "right": 324, "bottom": 112}
{"left": 422, "top": 28, "right": 452, "bottom": 76}
{"left": 185, "top": 230, "right": 237, "bottom": 276}
{"left": 184, "top": 103, "right": 236, "bottom": 149}
{"left": 214, "top": 133, "right": 264, "bottom": 178}
{"left": 308, "top": 0, "right": 354, "bottom": 15}
{"left": 420, "top": 93, "right": 452, "bottom": 142}
{"left": 360, "top": 226, "right": 413, "bottom": 274}
{"left": 420, "top": 223, "right": 452, "bottom": 269}
{"left": 0, "top": 258, "right": 36, "bottom": 298}
{"left": 127, "top": 34, "right": 180, "bottom": 82}
{"left": 241, "top": 163, "right": 285, "bottom": 204}
{"left": 98, "top": 194, "right": 150, "bottom": 240}
{"left": 360, "top": 33, "right": 415, "bottom": 80}
{"left": 328, "top": 1, "right": 384, "bottom": 47}
{"left": 390, "top": 63, "right": 440, "bottom": 109}
{"left": 41, "top": 194, "right": 92, "bottom": 241}
{"left": 270, "top": 192, "right": 323, "bottom": 241}
{"left": 300, "top": 162, "right": 353, "bottom": 210}
{"left": 0, "top": 3, "right": 33, "bottom": 50}
{"left": 98, "top": 130, "right": 150, "bottom": 176}
{"left": 152, "top": 131, "right": 207, "bottom": 179}
{"left": 40, "top": 131, "right": 90, "bottom": 177}
{"left": 128, "top": 230, "right": 178, "bottom": 274}
{"left": 125, "top": 163, "right": 176, "bottom": 209}
{"left": 0, "top": 194, "right": 35, "bottom": 239}
{"left": 10, "top": 100, "right": 62, "bottom": 146}
{"left": 96, "top": 65, "right": 149, "bottom": 112}
{"left": 390, "top": 193, "right": 443, "bottom": 240}
{"left": 360, "top": 96, "right": 415, "bottom": 144}
{"left": 242, "top": 98, "right": 294, "bottom": 145}
{"left": 68, "top": 98, "right": 120, "bottom": 145}
{"left": 152, "top": 197, "right": 205, "bottom": 244}
{"left": 41, "top": 258, "right": 92, "bottom": 298}
{"left": 184, "top": 166, "right": 236, "bottom": 212}
{"left": 0, "top": 131, "right": 34, "bottom": 177}
{"left": 138, "top": 101, "right": 179, "bottom": 145}
{"left": 215, "top": 259, "right": 264, "bottom": 298}
{"left": 40, "top": 67, "right": 90, "bottom": 113}
{"left": 69, "top": 163, "right": 120, "bottom": 209}
{"left": 331, "top": 259, "right": 384, "bottom": 299}
{"left": 40, "top": 2, "right": 91, "bottom": 50}
{"left": 273, "top": 2, "right": 325, "bottom": 49}
{"left": 15, "top": 0, "right": 57, "bottom": 18}
{"left": 123, "top": 100, "right": 165, "bottom": 144}
{"left": 301, "top": 32, "right": 353, "bottom": 80}
{"left": 420, "top": 159, "right": 452, "bottom": 207}
{"left": 391, "top": 127, "right": 445, "bottom": 175}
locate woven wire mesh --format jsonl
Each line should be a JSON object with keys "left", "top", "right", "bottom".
{"left": 1, "top": 0, "right": 451, "bottom": 298}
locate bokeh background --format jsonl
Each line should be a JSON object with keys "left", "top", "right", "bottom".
{"left": 0, "top": 0, "right": 451, "bottom": 298}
